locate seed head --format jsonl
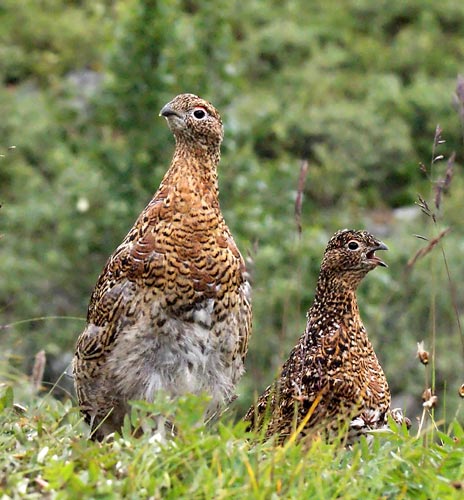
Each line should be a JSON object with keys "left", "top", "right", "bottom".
{"left": 422, "top": 388, "right": 437, "bottom": 409}
{"left": 416, "top": 341, "right": 429, "bottom": 365}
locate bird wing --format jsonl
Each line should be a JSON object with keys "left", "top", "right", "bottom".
{"left": 86, "top": 198, "right": 166, "bottom": 326}
{"left": 76, "top": 204, "right": 162, "bottom": 362}
{"left": 79, "top": 194, "right": 250, "bottom": 358}
{"left": 298, "top": 321, "right": 390, "bottom": 425}
{"left": 246, "top": 322, "right": 357, "bottom": 436}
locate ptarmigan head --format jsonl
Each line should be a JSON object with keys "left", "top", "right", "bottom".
{"left": 160, "top": 93, "right": 224, "bottom": 148}
{"left": 320, "top": 229, "right": 388, "bottom": 285}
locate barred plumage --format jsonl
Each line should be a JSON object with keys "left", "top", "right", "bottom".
{"left": 244, "top": 229, "right": 404, "bottom": 444}
{"left": 73, "top": 94, "right": 252, "bottom": 440}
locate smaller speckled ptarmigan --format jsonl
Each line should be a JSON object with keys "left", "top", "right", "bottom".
{"left": 244, "top": 229, "right": 406, "bottom": 444}
{"left": 73, "top": 94, "right": 252, "bottom": 440}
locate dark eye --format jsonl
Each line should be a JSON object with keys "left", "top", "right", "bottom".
{"left": 193, "top": 108, "right": 207, "bottom": 119}
{"left": 348, "top": 240, "right": 359, "bottom": 250}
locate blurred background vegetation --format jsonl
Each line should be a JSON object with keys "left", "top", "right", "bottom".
{"left": 1, "top": 0, "right": 463, "bottom": 426}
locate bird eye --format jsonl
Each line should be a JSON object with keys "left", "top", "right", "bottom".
{"left": 347, "top": 240, "right": 359, "bottom": 250}
{"left": 193, "top": 108, "right": 207, "bottom": 119}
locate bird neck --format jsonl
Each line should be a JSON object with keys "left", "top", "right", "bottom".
{"left": 310, "top": 272, "right": 361, "bottom": 328}
{"left": 175, "top": 136, "right": 221, "bottom": 166}
{"left": 161, "top": 143, "right": 221, "bottom": 197}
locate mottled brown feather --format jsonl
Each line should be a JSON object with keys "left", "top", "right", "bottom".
{"left": 73, "top": 94, "right": 252, "bottom": 440}
{"left": 244, "top": 229, "right": 402, "bottom": 444}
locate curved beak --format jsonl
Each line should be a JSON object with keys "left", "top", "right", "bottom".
{"left": 367, "top": 241, "right": 388, "bottom": 268}
{"left": 159, "top": 103, "right": 181, "bottom": 118}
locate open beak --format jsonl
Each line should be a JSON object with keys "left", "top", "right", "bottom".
{"left": 366, "top": 241, "right": 388, "bottom": 268}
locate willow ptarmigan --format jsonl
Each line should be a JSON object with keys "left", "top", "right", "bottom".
{"left": 73, "top": 94, "right": 252, "bottom": 440}
{"left": 244, "top": 229, "right": 403, "bottom": 444}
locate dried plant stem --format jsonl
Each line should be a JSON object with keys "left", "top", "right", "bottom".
{"left": 30, "top": 350, "right": 46, "bottom": 393}
{"left": 426, "top": 246, "right": 436, "bottom": 397}
{"left": 438, "top": 243, "right": 464, "bottom": 358}
{"left": 294, "top": 160, "right": 309, "bottom": 239}
{"left": 455, "top": 75, "right": 464, "bottom": 143}
{"left": 0, "top": 316, "right": 86, "bottom": 330}
{"left": 407, "top": 228, "right": 450, "bottom": 269}
{"left": 416, "top": 408, "right": 427, "bottom": 439}
{"left": 283, "top": 390, "right": 323, "bottom": 450}
{"left": 291, "top": 159, "right": 310, "bottom": 354}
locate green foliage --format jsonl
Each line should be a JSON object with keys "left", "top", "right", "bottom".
{"left": 0, "top": 0, "right": 113, "bottom": 85}
{"left": 0, "top": 385, "right": 463, "bottom": 498}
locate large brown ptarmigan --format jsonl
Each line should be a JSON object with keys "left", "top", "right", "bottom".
{"left": 244, "top": 229, "right": 405, "bottom": 444}
{"left": 73, "top": 94, "right": 252, "bottom": 440}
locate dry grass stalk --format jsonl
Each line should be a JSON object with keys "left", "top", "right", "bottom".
{"left": 431, "top": 124, "right": 445, "bottom": 169}
{"left": 295, "top": 159, "right": 309, "bottom": 238}
{"left": 30, "top": 350, "right": 46, "bottom": 393}
{"left": 434, "top": 152, "right": 455, "bottom": 210}
{"left": 407, "top": 228, "right": 451, "bottom": 270}
{"left": 416, "top": 194, "right": 434, "bottom": 220}
{"left": 453, "top": 74, "right": 464, "bottom": 125}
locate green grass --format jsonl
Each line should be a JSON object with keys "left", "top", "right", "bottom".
{"left": 1, "top": 384, "right": 463, "bottom": 499}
